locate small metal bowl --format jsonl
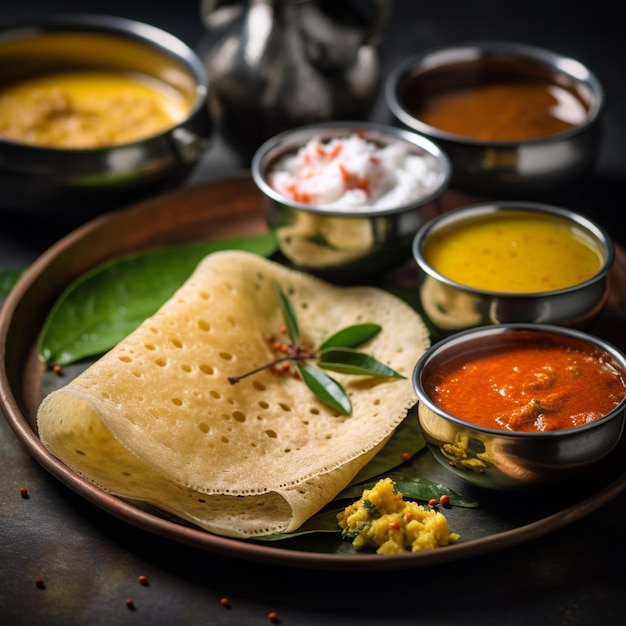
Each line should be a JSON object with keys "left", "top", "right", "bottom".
{"left": 0, "top": 14, "right": 212, "bottom": 220}
{"left": 385, "top": 41, "right": 604, "bottom": 197}
{"left": 412, "top": 202, "right": 614, "bottom": 335}
{"left": 251, "top": 121, "right": 451, "bottom": 280}
{"left": 413, "top": 324, "right": 626, "bottom": 491}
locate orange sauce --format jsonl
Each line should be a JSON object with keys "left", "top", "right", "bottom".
{"left": 416, "top": 82, "right": 589, "bottom": 141}
{"left": 425, "top": 343, "right": 626, "bottom": 432}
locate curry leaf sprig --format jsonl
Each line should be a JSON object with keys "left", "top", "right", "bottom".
{"left": 228, "top": 285, "right": 404, "bottom": 415}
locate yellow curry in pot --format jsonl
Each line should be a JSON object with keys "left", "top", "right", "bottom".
{"left": 0, "top": 70, "right": 189, "bottom": 148}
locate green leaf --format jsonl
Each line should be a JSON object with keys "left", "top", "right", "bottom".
{"left": 0, "top": 268, "right": 25, "bottom": 298}
{"left": 296, "top": 363, "right": 351, "bottom": 415}
{"left": 336, "top": 473, "right": 479, "bottom": 508}
{"left": 253, "top": 471, "right": 477, "bottom": 541}
{"left": 275, "top": 284, "right": 299, "bottom": 344}
{"left": 38, "top": 232, "right": 278, "bottom": 366}
{"left": 319, "top": 323, "right": 381, "bottom": 350}
{"left": 348, "top": 406, "right": 425, "bottom": 485}
{"left": 318, "top": 347, "right": 405, "bottom": 379}
{"left": 250, "top": 410, "right": 476, "bottom": 542}
{"left": 250, "top": 507, "right": 344, "bottom": 541}
{"left": 391, "top": 475, "right": 479, "bottom": 508}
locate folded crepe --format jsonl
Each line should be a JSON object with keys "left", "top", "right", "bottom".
{"left": 37, "top": 250, "right": 430, "bottom": 538}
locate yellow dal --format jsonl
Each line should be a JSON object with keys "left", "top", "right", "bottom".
{"left": 422, "top": 211, "right": 605, "bottom": 293}
{"left": 0, "top": 71, "right": 189, "bottom": 147}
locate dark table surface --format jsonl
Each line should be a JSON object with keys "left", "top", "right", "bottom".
{"left": 2, "top": 1, "right": 625, "bottom": 625}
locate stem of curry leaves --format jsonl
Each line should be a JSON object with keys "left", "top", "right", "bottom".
{"left": 228, "top": 285, "right": 404, "bottom": 415}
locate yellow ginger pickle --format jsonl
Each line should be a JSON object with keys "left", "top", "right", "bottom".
{"left": 423, "top": 210, "right": 605, "bottom": 293}
{"left": 337, "top": 477, "right": 459, "bottom": 554}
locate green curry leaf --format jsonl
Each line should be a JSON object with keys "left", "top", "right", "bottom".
{"left": 348, "top": 406, "right": 424, "bottom": 485}
{"left": 275, "top": 284, "right": 299, "bottom": 344}
{"left": 247, "top": 290, "right": 402, "bottom": 413}
{"left": 296, "top": 363, "right": 352, "bottom": 415}
{"left": 319, "top": 323, "right": 381, "bottom": 350}
{"left": 390, "top": 475, "right": 479, "bottom": 507}
{"left": 38, "top": 232, "right": 278, "bottom": 366}
{"left": 318, "top": 347, "right": 405, "bottom": 379}
{"left": 336, "top": 473, "right": 479, "bottom": 508}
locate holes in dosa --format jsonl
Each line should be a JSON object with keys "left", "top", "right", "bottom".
{"left": 197, "top": 319, "right": 211, "bottom": 332}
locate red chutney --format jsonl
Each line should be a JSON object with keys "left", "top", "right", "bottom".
{"left": 425, "top": 344, "right": 626, "bottom": 433}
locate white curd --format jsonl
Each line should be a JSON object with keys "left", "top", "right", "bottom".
{"left": 268, "top": 133, "right": 442, "bottom": 211}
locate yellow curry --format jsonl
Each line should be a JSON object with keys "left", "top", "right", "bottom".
{"left": 423, "top": 210, "right": 605, "bottom": 293}
{"left": 0, "top": 70, "right": 189, "bottom": 148}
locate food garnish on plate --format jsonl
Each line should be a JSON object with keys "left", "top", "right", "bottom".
{"left": 37, "top": 250, "right": 430, "bottom": 539}
{"left": 338, "top": 477, "right": 460, "bottom": 554}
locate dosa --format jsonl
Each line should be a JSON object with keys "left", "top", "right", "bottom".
{"left": 37, "top": 251, "right": 430, "bottom": 538}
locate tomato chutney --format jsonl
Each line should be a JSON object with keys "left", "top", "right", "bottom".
{"left": 424, "top": 341, "right": 626, "bottom": 433}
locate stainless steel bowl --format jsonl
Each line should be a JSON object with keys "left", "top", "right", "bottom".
{"left": 385, "top": 41, "right": 604, "bottom": 197}
{"left": 412, "top": 202, "right": 614, "bottom": 335}
{"left": 0, "top": 14, "right": 212, "bottom": 220}
{"left": 251, "top": 121, "right": 451, "bottom": 280}
{"left": 413, "top": 324, "right": 626, "bottom": 491}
